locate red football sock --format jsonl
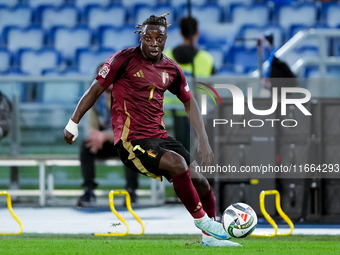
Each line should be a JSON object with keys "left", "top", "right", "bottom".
{"left": 199, "top": 185, "right": 216, "bottom": 236}
{"left": 172, "top": 169, "right": 206, "bottom": 219}
{"left": 199, "top": 185, "right": 216, "bottom": 220}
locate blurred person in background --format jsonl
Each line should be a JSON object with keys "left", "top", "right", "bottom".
{"left": 77, "top": 63, "right": 139, "bottom": 208}
{"left": 164, "top": 16, "right": 215, "bottom": 77}
{"left": 261, "top": 32, "right": 297, "bottom": 97}
{"left": 0, "top": 90, "right": 12, "bottom": 142}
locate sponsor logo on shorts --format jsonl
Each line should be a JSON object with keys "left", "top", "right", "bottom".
{"left": 99, "top": 66, "right": 109, "bottom": 78}
{"left": 147, "top": 149, "right": 157, "bottom": 158}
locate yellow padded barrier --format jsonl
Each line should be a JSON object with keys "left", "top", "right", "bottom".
{"left": 0, "top": 191, "right": 23, "bottom": 235}
{"left": 251, "top": 190, "right": 294, "bottom": 237}
{"left": 95, "top": 190, "right": 145, "bottom": 236}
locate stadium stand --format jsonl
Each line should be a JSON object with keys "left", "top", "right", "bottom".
{"left": 229, "top": 46, "right": 258, "bottom": 73}
{"left": 40, "top": 5, "right": 79, "bottom": 30}
{"left": 231, "top": 4, "right": 269, "bottom": 29}
{"left": 176, "top": 3, "right": 222, "bottom": 25}
{"left": 324, "top": 2, "right": 340, "bottom": 28}
{"left": 6, "top": 26, "right": 44, "bottom": 52}
{"left": 99, "top": 26, "right": 139, "bottom": 51}
{"left": 74, "top": 0, "right": 111, "bottom": 9}
{"left": 86, "top": 5, "right": 126, "bottom": 30}
{"left": 121, "top": 0, "right": 157, "bottom": 8}
{"left": 52, "top": 26, "right": 92, "bottom": 64}
{"left": 135, "top": 4, "right": 175, "bottom": 26}
{"left": 278, "top": 3, "right": 318, "bottom": 37}
{"left": 0, "top": 0, "right": 338, "bottom": 77}
{"left": 76, "top": 48, "right": 115, "bottom": 75}
{"left": 0, "top": 0, "right": 20, "bottom": 7}
{"left": 240, "top": 24, "right": 284, "bottom": 50}
{"left": 0, "top": 49, "right": 10, "bottom": 73}
{"left": 19, "top": 49, "right": 60, "bottom": 75}
{"left": 0, "top": 6, "right": 32, "bottom": 34}
{"left": 28, "top": 0, "right": 65, "bottom": 8}
{"left": 2, "top": 0, "right": 340, "bottom": 210}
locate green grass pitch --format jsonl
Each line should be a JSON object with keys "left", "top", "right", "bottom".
{"left": 1, "top": 234, "right": 340, "bottom": 255}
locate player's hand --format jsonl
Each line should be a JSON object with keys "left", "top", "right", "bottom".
{"left": 198, "top": 138, "right": 214, "bottom": 166}
{"left": 64, "top": 129, "right": 75, "bottom": 144}
{"left": 85, "top": 130, "right": 106, "bottom": 154}
{"left": 64, "top": 119, "right": 78, "bottom": 144}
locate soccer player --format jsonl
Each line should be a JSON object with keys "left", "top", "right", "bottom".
{"left": 64, "top": 13, "right": 240, "bottom": 247}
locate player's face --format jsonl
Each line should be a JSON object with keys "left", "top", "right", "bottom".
{"left": 140, "top": 24, "right": 167, "bottom": 64}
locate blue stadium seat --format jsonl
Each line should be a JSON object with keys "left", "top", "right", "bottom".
{"left": 28, "top": 0, "right": 65, "bottom": 8}
{"left": 215, "top": 66, "right": 238, "bottom": 77}
{"left": 0, "top": 7, "right": 32, "bottom": 34}
{"left": 240, "top": 25, "right": 284, "bottom": 50}
{"left": 324, "top": 3, "right": 340, "bottom": 28}
{"left": 0, "top": 0, "right": 20, "bottom": 7}
{"left": 281, "top": 46, "right": 319, "bottom": 67}
{"left": 53, "top": 26, "right": 92, "bottom": 62}
{"left": 6, "top": 27, "right": 44, "bottom": 52}
{"left": 289, "top": 24, "right": 321, "bottom": 48}
{"left": 75, "top": 0, "right": 111, "bottom": 9}
{"left": 327, "top": 66, "right": 340, "bottom": 78}
{"left": 77, "top": 48, "right": 114, "bottom": 75}
{"left": 19, "top": 49, "right": 60, "bottom": 75}
{"left": 231, "top": 4, "right": 269, "bottom": 29}
{"left": 278, "top": 4, "right": 317, "bottom": 34}
{"left": 229, "top": 46, "right": 258, "bottom": 73}
{"left": 176, "top": 4, "right": 222, "bottom": 24}
{"left": 41, "top": 81, "right": 82, "bottom": 103}
{"left": 41, "top": 6, "right": 78, "bottom": 30}
{"left": 135, "top": 5, "right": 175, "bottom": 26}
{"left": 217, "top": 0, "right": 252, "bottom": 7}
{"left": 304, "top": 66, "right": 319, "bottom": 78}
{"left": 206, "top": 48, "right": 225, "bottom": 72}
{"left": 168, "top": 0, "right": 206, "bottom": 8}
{"left": 122, "top": 0, "right": 157, "bottom": 8}
{"left": 100, "top": 26, "right": 139, "bottom": 51}
{"left": 200, "top": 23, "right": 239, "bottom": 48}
{"left": 219, "top": 0, "right": 253, "bottom": 21}
{"left": 0, "top": 49, "right": 11, "bottom": 73}
{"left": 87, "top": 5, "right": 126, "bottom": 30}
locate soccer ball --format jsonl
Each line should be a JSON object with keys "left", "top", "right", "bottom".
{"left": 222, "top": 202, "right": 257, "bottom": 238}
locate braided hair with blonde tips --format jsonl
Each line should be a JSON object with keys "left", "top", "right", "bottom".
{"left": 134, "top": 13, "right": 171, "bottom": 34}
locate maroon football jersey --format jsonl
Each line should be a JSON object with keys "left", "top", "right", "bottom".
{"left": 96, "top": 46, "right": 192, "bottom": 145}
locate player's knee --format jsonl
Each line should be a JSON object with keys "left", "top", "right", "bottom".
{"left": 159, "top": 151, "right": 187, "bottom": 176}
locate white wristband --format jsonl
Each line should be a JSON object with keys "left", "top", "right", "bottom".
{"left": 65, "top": 119, "right": 79, "bottom": 142}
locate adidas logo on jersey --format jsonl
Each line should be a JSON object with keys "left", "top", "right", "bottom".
{"left": 133, "top": 70, "right": 144, "bottom": 78}
{"left": 238, "top": 213, "right": 248, "bottom": 222}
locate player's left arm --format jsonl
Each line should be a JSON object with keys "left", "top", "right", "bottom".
{"left": 168, "top": 65, "right": 213, "bottom": 165}
{"left": 183, "top": 98, "right": 213, "bottom": 166}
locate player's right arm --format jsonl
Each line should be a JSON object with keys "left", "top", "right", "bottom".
{"left": 64, "top": 49, "right": 131, "bottom": 144}
{"left": 64, "top": 80, "right": 106, "bottom": 144}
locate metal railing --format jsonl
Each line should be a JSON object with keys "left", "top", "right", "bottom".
{"left": 253, "top": 29, "right": 340, "bottom": 78}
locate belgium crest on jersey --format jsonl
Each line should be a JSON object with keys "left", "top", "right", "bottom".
{"left": 162, "top": 70, "right": 169, "bottom": 86}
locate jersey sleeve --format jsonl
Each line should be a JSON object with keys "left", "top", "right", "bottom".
{"left": 168, "top": 65, "right": 193, "bottom": 103}
{"left": 95, "top": 51, "right": 126, "bottom": 89}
